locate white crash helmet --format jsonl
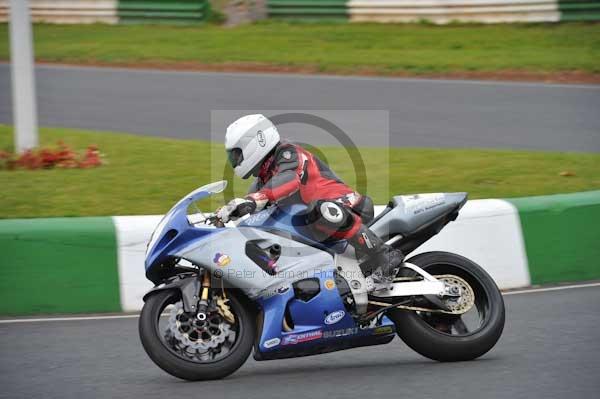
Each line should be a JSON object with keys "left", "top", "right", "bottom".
{"left": 225, "top": 114, "right": 280, "bottom": 179}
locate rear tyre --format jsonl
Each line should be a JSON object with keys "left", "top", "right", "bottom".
{"left": 387, "top": 251, "right": 505, "bottom": 362}
{"left": 139, "top": 289, "right": 255, "bottom": 380}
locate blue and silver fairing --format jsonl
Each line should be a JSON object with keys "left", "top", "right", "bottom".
{"left": 254, "top": 268, "right": 396, "bottom": 360}
{"left": 144, "top": 181, "right": 227, "bottom": 282}
{"left": 240, "top": 203, "right": 348, "bottom": 254}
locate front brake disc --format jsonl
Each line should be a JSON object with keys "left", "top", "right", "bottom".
{"left": 167, "top": 302, "right": 232, "bottom": 351}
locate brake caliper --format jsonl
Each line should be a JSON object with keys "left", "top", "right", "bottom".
{"left": 216, "top": 297, "right": 235, "bottom": 324}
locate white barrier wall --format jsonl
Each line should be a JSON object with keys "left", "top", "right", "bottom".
{"left": 114, "top": 199, "right": 531, "bottom": 312}
{"left": 348, "top": 0, "right": 560, "bottom": 23}
{"left": 0, "top": 0, "right": 118, "bottom": 24}
{"left": 113, "top": 215, "right": 162, "bottom": 313}
{"left": 0, "top": 0, "right": 581, "bottom": 25}
{"left": 410, "top": 199, "right": 530, "bottom": 289}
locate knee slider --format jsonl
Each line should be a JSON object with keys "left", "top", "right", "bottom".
{"left": 306, "top": 200, "right": 352, "bottom": 231}
{"left": 320, "top": 201, "right": 345, "bottom": 225}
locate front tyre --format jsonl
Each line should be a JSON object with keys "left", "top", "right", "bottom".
{"left": 139, "top": 290, "right": 255, "bottom": 381}
{"left": 387, "top": 251, "right": 505, "bottom": 362}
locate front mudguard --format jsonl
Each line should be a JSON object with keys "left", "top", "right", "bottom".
{"left": 143, "top": 275, "right": 201, "bottom": 313}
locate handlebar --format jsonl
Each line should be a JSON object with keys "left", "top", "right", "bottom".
{"left": 206, "top": 214, "right": 225, "bottom": 228}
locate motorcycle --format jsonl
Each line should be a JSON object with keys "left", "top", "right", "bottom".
{"left": 139, "top": 180, "right": 505, "bottom": 380}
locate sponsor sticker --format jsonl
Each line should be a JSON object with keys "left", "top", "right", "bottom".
{"left": 246, "top": 210, "right": 270, "bottom": 225}
{"left": 213, "top": 253, "right": 231, "bottom": 267}
{"left": 281, "top": 330, "right": 323, "bottom": 345}
{"left": 263, "top": 338, "right": 281, "bottom": 348}
{"left": 260, "top": 285, "right": 290, "bottom": 299}
{"left": 277, "top": 286, "right": 289, "bottom": 294}
{"left": 324, "top": 310, "right": 345, "bottom": 325}
{"left": 402, "top": 193, "right": 446, "bottom": 215}
{"left": 361, "top": 232, "right": 374, "bottom": 249}
{"left": 282, "top": 150, "right": 292, "bottom": 160}
{"left": 373, "top": 326, "right": 393, "bottom": 335}
{"left": 323, "top": 327, "right": 358, "bottom": 339}
{"left": 324, "top": 279, "right": 336, "bottom": 290}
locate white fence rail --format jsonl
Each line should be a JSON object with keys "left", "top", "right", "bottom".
{"left": 348, "top": 0, "right": 560, "bottom": 23}
{"left": 0, "top": 0, "right": 118, "bottom": 24}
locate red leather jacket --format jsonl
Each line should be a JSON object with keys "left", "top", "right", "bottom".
{"left": 246, "top": 142, "right": 357, "bottom": 206}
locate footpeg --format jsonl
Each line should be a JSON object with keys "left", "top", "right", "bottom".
{"left": 365, "top": 276, "right": 375, "bottom": 292}
{"left": 365, "top": 274, "right": 393, "bottom": 293}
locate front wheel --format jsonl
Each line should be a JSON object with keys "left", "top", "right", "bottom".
{"left": 139, "top": 289, "right": 255, "bottom": 380}
{"left": 387, "top": 251, "right": 505, "bottom": 362}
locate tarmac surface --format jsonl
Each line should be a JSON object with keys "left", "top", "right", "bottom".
{"left": 1, "top": 284, "right": 599, "bottom": 399}
{"left": 1, "top": 64, "right": 599, "bottom": 151}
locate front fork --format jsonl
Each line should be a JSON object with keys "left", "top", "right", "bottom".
{"left": 195, "top": 270, "right": 211, "bottom": 321}
{"left": 196, "top": 268, "right": 235, "bottom": 324}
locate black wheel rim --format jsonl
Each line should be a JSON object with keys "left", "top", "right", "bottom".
{"left": 153, "top": 292, "right": 242, "bottom": 364}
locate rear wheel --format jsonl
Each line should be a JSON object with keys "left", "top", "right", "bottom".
{"left": 139, "top": 289, "right": 255, "bottom": 380}
{"left": 387, "top": 251, "right": 505, "bottom": 362}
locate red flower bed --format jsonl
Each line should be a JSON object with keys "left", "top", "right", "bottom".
{"left": 0, "top": 142, "right": 104, "bottom": 170}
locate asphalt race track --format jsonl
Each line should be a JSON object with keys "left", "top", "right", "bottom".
{"left": 0, "top": 64, "right": 599, "bottom": 151}
{"left": 1, "top": 285, "right": 599, "bottom": 399}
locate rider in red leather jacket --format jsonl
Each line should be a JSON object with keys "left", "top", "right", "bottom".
{"left": 218, "top": 114, "right": 403, "bottom": 281}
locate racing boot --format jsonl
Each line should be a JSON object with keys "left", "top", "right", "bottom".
{"left": 348, "top": 225, "right": 404, "bottom": 287}
{"left": 371, "top": 246, "right": 405, "bottom": 284}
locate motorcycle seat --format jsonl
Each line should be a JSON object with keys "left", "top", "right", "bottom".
{"left": 368, "top": 192, "right": 467, "bottom": 239}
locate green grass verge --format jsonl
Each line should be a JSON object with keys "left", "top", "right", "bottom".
{"left": 1, "top": 125, "right": 600, "bottom": 219}
{"left": 0, "top": 22, "right": 599, "bottom": 74}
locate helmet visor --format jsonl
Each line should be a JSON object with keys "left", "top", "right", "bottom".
{"left": 227, "top": 148, "right": 244, "bottom": 169}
